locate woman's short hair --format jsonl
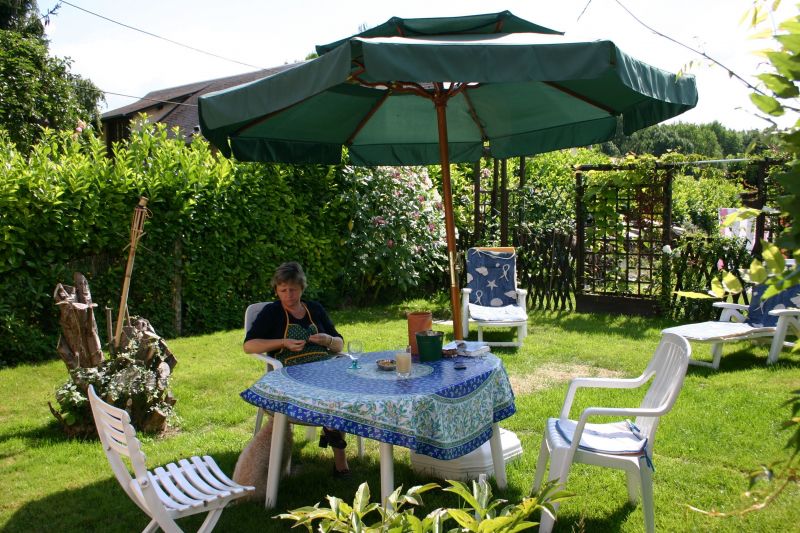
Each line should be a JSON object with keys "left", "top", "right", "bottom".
{"left": 271, "top": 261, "right": 307, "bottom": 290}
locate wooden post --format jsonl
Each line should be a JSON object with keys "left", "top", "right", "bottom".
{"left": 473, "top": 162, "right": 482, "bottom": 243}
{"left": 500, "top": 159, "right": 508, "bottom": 246}
{"left": 753, "top": 160, "right": 767, "bottom": 257}
{"left": 575, "top": 171, "right": 585, "bottom": 295}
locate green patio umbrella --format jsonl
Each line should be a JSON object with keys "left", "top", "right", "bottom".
{"left": 198, "top": 11, "right": 698, "bottom": 339}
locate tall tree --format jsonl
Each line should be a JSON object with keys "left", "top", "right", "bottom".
{"left": 0, "top": 0, "right": 103, "bottom": 152}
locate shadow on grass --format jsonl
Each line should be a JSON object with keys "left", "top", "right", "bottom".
{"left": 534, "top": 310, "right": 672, "bottom": 340}
{"left": 544, "top": 501, "right": 637, "bottom": 532}
{"left": 0, "top": 420, "right": 79, "bottom": 450}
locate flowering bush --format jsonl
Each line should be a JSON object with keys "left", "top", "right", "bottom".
{"left": 338, "top": 166, "right": 448, "bottom": 302}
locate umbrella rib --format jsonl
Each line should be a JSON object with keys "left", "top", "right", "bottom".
{"left": 345, "top": 89, "right": 392, "bottom": 147}
{"left": 461, "top": 89, "right": 489, "bottom": 142}
{"left": 544, "top": 81, "right": 617, "bottom": 114}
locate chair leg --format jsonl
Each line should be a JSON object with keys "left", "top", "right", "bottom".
{"left": 197, "top": 509, "right": 224, "bottom": 533}
{"left": 142, "top": 519, "right": 159, "bottom": 533}
{"left": 305, "top": 426, "right": 316, "bottom": 441}
{"left": 625, "top": 467, "right": 641, "bottom": 504}
{"left": 768, "top": 317, "right": 791, "bottom": 364}
{"left": 710, "top": 343, "right": 723, "bottom": 369}
{"left": 531, "top": 432, "right": 550, "bottom": 493}
{"left": 254, "top": 408, "right": 265, "bottom": 438}
{"left": 538, "top": 448, "right": 571, "bottom": 533}
{"left": 639, "top": 456, "right": 655, "bottom": 533}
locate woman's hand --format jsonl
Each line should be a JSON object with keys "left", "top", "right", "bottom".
{"left": 308, "top": 333, "right": 331, "bottom": 347}
{"left": 284, "top": 339, "right": 306, "bottom": 352}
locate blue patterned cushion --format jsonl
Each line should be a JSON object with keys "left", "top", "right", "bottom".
{"left": 746, "top": 284, "right": 800, "bottom": 328}
{"left": 466, "top": 248, "right": 518, "bottom": 307}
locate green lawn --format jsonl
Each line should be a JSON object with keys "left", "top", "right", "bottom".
{"left": 1, "top": 304, "right": 798, "bottom": 532}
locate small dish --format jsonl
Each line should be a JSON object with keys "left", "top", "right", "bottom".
{"left": 376, "top": 359, "right": 396, "bottom": 371}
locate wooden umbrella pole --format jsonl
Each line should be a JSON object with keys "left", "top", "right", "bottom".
{"left": 114, "top": 197, "right": 149, "bottom": 349}
{"left": 435, "top": 93, "right": 463, "bottom": 340}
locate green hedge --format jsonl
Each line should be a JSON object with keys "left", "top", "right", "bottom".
{"left": 0, "top": 123, "right": 447, "bottom": 365}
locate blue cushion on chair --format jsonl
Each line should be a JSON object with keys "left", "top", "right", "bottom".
{"left": 466, "top": 248, "right": 518, "bottom": 307}
{"left": 746, "top": 284, "right": 800, "bottom": 328}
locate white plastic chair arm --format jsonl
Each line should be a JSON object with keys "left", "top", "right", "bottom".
{"left": 769, "top": 308, "right": 800, "bottom": 317}
{"left": 516, "top": 288, "right": 528, "bottom": 309}
{"left": 712, "top": 302, "right": 748, "bottom": 311}
{"left": 559, "top": 376, "right": 647, "bottom": 419}
{"left": 712, "top": 302, "right": 747, "bottom": 323}
{"left": 250, "top": 352, "right": 283, "bottom": 371}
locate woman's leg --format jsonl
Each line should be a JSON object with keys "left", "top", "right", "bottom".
{"left": 320, "top": 427, "right": 350, "bottom": 473}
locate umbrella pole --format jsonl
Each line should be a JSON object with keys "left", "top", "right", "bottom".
{"left": 435, "top": 97, "right": 463, "bottom": 340}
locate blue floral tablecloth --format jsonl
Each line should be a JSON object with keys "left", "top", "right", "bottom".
{"left": 241, "top": 352, "right": 516, "bottom": 460}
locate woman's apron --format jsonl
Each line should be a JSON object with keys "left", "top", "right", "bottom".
{"left": 275, "top": 304, "right": 332, "bottom": 367}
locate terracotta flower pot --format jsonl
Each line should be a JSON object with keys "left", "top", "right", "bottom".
{"left": 407, "top": 311, "right": 432, "bottom": 355}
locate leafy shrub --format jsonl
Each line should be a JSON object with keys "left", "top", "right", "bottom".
{"left": 278, "top": 477, "right": 568, "bottom": 532}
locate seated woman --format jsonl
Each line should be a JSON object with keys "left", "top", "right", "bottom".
{"left": 243, "top": 261, "right": 350, "bottom": 477}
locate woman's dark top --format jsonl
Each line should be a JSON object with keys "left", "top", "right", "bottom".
{"left": 244, "top": 300, "right": 342, "bottom": 365}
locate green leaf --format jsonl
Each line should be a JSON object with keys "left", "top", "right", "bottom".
{"left": 721, "top": 208, "right": 761, "bottom": 227}
{"left": 750, "top": 93, "right": 785, "bottom": 116}
{"left": 443, "top": 480, "right": 481, "bottom": 511}
{"left": 749, "top": 259, "right": 768, "bottom": 284}
{"left": 711, "top": 277, "right": 726, "bottom": 298}
{"left": 353, "top": 482, "right": 370, "bottom": 513}
{"left": 445, "top": 508, "right": 478, "bottom": 530}
{"left": 762, "top": 242, "right": 786, "bottom": 274}
{"left": 722, "top": 271, "right": 743, "bottom": 294}
{"left": 757, "top": 73, "right": 800, "bottom": 98}
{"left": 674, "top": 290, "right": 716, "bottom": 299}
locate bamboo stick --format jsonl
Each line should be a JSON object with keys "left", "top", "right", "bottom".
{"left": 114, "top": 197, "right": 149, "bottom": 349}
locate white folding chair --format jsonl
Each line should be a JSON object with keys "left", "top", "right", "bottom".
{"left": 88, "top": 385, "right": 253, "bottom": 533}
{"left": 244, "top": 303, "right": 363, "bottom": 456}
{"left": 532, "top": 333, "right": 691, "bottom": 533}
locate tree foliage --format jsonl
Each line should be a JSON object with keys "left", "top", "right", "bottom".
{"left": 0, "top": 1, "right": 103, "bottom": 152}
{"left": 601, "top": 120, "right": 781, "bottom": 158}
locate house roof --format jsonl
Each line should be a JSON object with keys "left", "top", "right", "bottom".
{"left": 101, "top": 65, "right": 301, "bottom": 139}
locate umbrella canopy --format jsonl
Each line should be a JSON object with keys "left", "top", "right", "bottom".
{"left": 199, "top": 11, "right": 698, "bottom": 339}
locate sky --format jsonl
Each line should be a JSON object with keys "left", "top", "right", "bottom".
{"left": 41, "top": 0, "right": 797, "bottom": 131}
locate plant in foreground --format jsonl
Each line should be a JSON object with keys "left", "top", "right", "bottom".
{"left": 277, "top": 476, "right": 569, "bottom": 532}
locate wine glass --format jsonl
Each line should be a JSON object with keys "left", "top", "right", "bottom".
{"left": 347, "top": 340, "right": 364, "bottom": 369}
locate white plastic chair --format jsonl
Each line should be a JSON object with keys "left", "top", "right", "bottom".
{"left": 461, "top": 247, "right": 528, "bottom": 347}
{"left": 88, "top": 385, "right": 253, "bottom": 533}
{"left": 244, "top": 303, "right": 363, "bottom": 456}
{"left": 663, "top": 284, "right": 800, "bottom": 369}
{"left": 532, "top": 333, "right": 691, "bottom": 533}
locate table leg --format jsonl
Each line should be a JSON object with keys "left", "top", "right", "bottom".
{"left": 265, "top": 412, "right": 287, "bottom": 509}
{"left": 379, "top": 442, "right": 394, "bottom": 506}
{"left": 489, "top": 423, "right": 507, "bottom": 489}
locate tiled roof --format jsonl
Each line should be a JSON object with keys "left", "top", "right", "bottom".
{"left": 101, "top": 64, "right": 301, "bottom": 140}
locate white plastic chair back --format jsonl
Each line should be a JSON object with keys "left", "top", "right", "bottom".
{"left": 634, "top": 333, "right": 692, "bottom": 447}
{"left": 88, "top": 384, "right": 151, "bottom": 510}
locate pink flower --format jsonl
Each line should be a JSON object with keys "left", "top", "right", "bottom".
{"left": 387, "top": 239, "right": 394, "bottom": 248}
{"left": 717, "top": 258, "right": 725, "bottom": 270}
{"left": 371, "top": 216, "right": 387, "bottom": 226}
{"left": 418, "top": 195, "right": 425, "bottom": 202}
{"left": 428, "top": 223, "right": 436, "bottom": 232}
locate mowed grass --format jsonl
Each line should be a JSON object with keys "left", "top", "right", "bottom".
{"left": 1, "top": 303, "right": 798, "bottom": 532}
